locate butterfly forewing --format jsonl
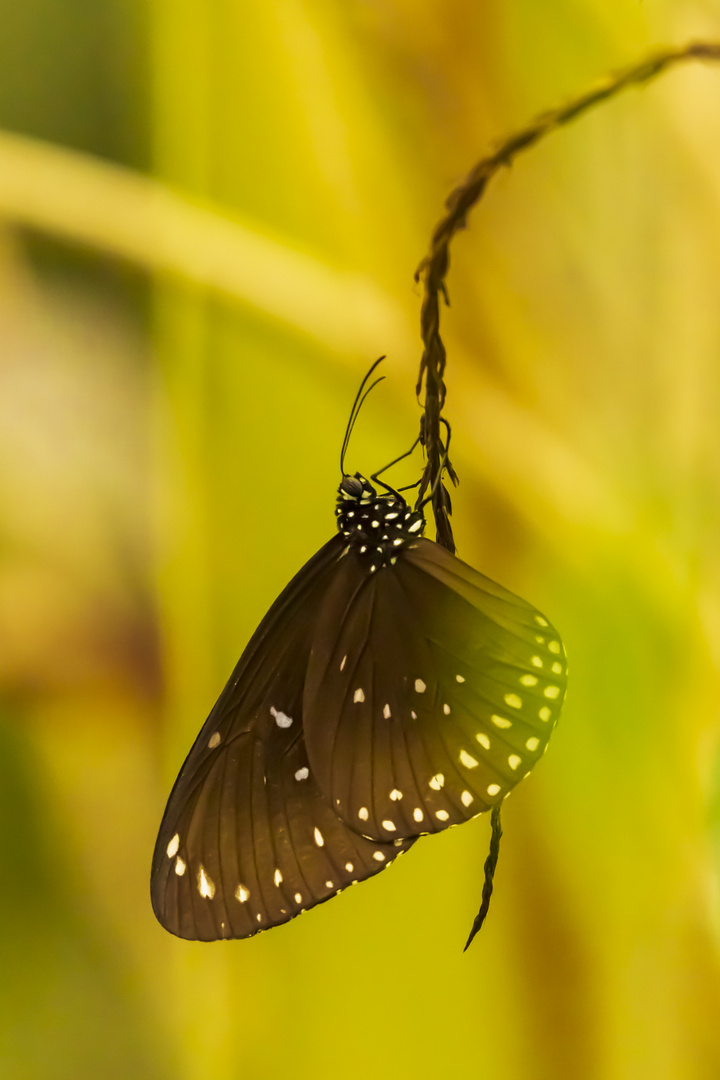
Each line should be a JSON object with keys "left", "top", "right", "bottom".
{"left": 151, "top": 535, "right": 414, "bottom": 941}
{"left": 303, "top": 537, "right": 566, "bottom": 842}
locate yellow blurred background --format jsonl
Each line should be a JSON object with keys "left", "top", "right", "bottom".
{"left": 2, "top": 2, "right": 720, "bottom": 1078}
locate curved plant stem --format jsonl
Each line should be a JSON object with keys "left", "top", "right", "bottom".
{"left": 416, "top": 40, "right": 720, "bottom": 554}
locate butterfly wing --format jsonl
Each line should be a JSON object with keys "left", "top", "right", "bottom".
{"left": 151, "top": 535, "right": 415, "bottom": 941}
{"left": 303, "top": 537, "right": 567, "bottom": 842}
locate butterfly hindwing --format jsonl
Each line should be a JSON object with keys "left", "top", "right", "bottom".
{"left": 151, "top": 535, "right": 414, "bottom": 941}
{"left": 303, "top": 537, "right": 567, "bottom": 842}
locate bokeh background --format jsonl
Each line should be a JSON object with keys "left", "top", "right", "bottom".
{"left": 2, "top": 2, "right": 720, "bottom": 1078}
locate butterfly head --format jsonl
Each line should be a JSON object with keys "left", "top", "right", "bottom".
{"left": 336, "top": 472, "right": 425, "bottom": 572}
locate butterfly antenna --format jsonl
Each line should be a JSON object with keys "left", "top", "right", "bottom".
{"left": 340, "top": 357, "right": 386, "bottom": 476}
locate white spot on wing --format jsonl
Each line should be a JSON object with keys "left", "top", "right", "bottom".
{"left": 539, "top": 707, "right": 551, "bottom": 721}
{"left": 382, "top": 820, "right": 396, "bottom": 831}
{"left": 508, "top": 755, "right": 522, "bottom": 770}
{"left": 354, "top": 688, "right": 365, "bottom": 703}
{"left": 414, "top": 679, "right": 426, "bottom": 693}
{"left": 548, "top": 640, "right": 561, "bottom": 654}
{"left": 520, "top": 674, "right": 538, "bottom": 687}
{"left": 325, "top": 880, "right": 334, "bottom": 889}
{"left": 491, "top": 715, "right": 512, "bottom": 729}
{"left": 373, "top": 851, "right": 386, "bottom": 862}
{"left": 531, "top": 656, "right": 543, "bottom": 668}
{"left": 174, "top": 857, "right": 186, "bottom": 876}
{"left": 436, "top": 810, "right": 449, "bottom": 821}
{"left": 552, "top": 661, "right": 563, "bottom": 675}
{"left": 235, "top": 884, "right": 250, "bottom": 903}
{"left": 461, "top": 790, "right": 474, "bottom": 807}
{"left": 340, "top": 654, "right": 347, "bottom": 671}
{"left": 460, "top": 750, "right": 479, "bottom": 768}
{"left": 295, "top": 767, "right": 309, "bottom": 781}
{"left": 456, "top": 674, "right": 465, "bottom": 683}
{"left": 198, "top": 866, "right": 215, "bottom": 899}
{"left": 443, "top": 703, "right": 451, "bottom": 715}
{"left": 476, "top": 733, "right": 491, "bottom": 749}
{"left": 383, "top": 703, "right": 391, "bottom": 719}
{"left": 487, "top": 783, "right": 501, "bottom": 796}
{"left": 208, "top": 732, "right": 221, "bottom": 749}
{"left": 413, "top": 808, "right": 424, "bottom": 822}
{"left": 526, "top": 737, "right": 540, "bottom": 751}
{"left": 429, "top": 773, "right": 445, "bottom": 790}
{"left": 544, "top": 686, "right": 560, "bottom": 699}
{"left": 389, "top": 789, "right": 403, "bottom": 801}
{"left": 314, "top": 827, "right": 324, "bottom": 847}
{"left": 274, "top": 868, "right": 283, "bottom": 887}
{"left": 535, "top": 616, "right": 549, "bottom": 627}
{"left": 294, "top": 892, "right": 303, "bottom": 903}
{"left": 358, "top": 807, "right": 369, "bottom": 821}
{"left": 504, "top": 693, "right": 523, "bottom": 709}
{"left": 345, "top": 862, "right": 354, "bottom": 872}
{"left": 270, "top": 706, "right": 293, "bottom": 728}
{"left": 166, "top": 834, "right": 179, "bottom": 859}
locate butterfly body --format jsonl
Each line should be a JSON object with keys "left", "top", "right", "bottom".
{"left": 152, "top": 469, "right": 566, "bottom": 941}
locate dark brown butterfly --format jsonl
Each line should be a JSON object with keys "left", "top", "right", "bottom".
{"left": 151, "top": 364, "right": 566, "bottom": 941}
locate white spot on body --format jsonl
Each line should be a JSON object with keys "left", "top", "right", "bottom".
{"left": 208, "top": 732, "right": 221, "bottom": 749}
{"left": 436, "top": 810, "right": 449, "bottom": 821}
{"left": 476, "top": 733, "right": 491, "bottom": 749}
{"left": 174, "top": 857, "right": 186, "bottom": 876}
{"left": 389, "top": 789, "right": 403, "bottom": 800}
{"left": 274, "top": 869, "right": 283, "bottom": 887}
{"left": 504, "top": 693, "right": 523, "bottom": 709}
{"left": 270, "top": 706, "right": 293, "bottom": 729}
{"left": 413, "top": 808, "right": 424, "bottom": 822}
{"left": 314, "top": 827, "right": 324, "bottom": 847}
{"left": 415, "top": 679, "right": 426, "bottom": 693}
{"left": 520, "top": 674, "right": 538, "bottom": 687}
{"left": 235, "top": 884, "right": 250, "bottom": 903}
{"left": 487, "top": 784, "right": 501, "bottom": 796}
{"left": 526, "top": 737, "right": 540, "bottom": 751}
{"left": 429, "top": 774, "right": 445, "bottom": 790}
{"left": 508, "top": 755, "right": 522, "bottom": 770}
{"left": 354, "top": 688, "right": 365, "bottom": 703}
{"left": 491, "top": 715, "right": 512, "bottom": 729}
{"left": 383, "top": 703, "right": 392, "bottom": 719}
{"left": 198, "top": 866, "right": 215, "bottom": 899}
{"left": 408, "top": 520, "right": 423, "bottom": 533}
{"left": 166, "top": 834, "right": 180, "bottom": 859}
{"left": 295, "top": 767, "right": 309, "bottom": 781}
{"left": 460, "top": 750, "right": 479, "bottom": 768}
{"left": 461, "top": 790, "right": 474, "bottom": 807}
{"left": 382, "top": 820, "right": 396, "bottom": 831}
{"left": 358, "top": 807, "right": 369, "bottom": 821}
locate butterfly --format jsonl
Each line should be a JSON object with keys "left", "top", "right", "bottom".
{"left": 151, "top": 363, "right": 567, "bottom": 942}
